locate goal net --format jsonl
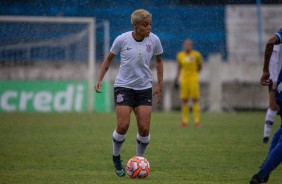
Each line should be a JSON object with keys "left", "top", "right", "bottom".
{"left": 0, "top": 16, "right": 110, "bottom": 112}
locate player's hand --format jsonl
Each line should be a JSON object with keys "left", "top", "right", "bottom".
{"left": 174, "top": 78, "right": 179, "bottom": 90}
{"left": 153, "top": 84, "right": 162, "bottom": 105}
{"left": 95, "top": 81, "right": 102, "bottom": 93}
{"left": 260, "top": 71, "right": 270, "bottom": 86}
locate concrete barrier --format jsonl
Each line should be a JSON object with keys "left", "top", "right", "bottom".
{"left": 0, "top": 54, "right": 269, "bottom": 111}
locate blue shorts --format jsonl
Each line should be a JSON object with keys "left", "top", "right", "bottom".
{"left": 276, "top": 102, "right": 282, "bottom": 116}
{"left": 114, "top": 87, "right": 152, "bottom": 108}
{"left": 276, "top": 90, "right": 282, "bottom": 115}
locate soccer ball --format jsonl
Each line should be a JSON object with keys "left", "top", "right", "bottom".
{"left": 126, "top": 156, "right": 150, "bottom": 179}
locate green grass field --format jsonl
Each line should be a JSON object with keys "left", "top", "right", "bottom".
{"left": 0, "top": 112, "right": 281, "bottom": 184}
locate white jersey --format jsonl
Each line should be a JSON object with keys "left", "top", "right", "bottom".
{"left": 269, "top": 44, "right": 282, "bottom": 82}
{"left": 110, "top": 31, "right": 163, "bottom": 90}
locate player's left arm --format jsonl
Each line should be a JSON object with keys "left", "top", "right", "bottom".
{"left": 174, "top": 54, "right": 181, "bottom": 90}
{"left": 153, "top": 54, "right": 163, "bottom": 105}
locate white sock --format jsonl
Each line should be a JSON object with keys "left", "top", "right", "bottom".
{"left": 264, "top": 108, "right": 277, "bottom": 138}
{"left": 136, "top": 133, "right": 150, "bottom": 156}
{"left": 112, "top": 130, "right": 126, "bottom": 156}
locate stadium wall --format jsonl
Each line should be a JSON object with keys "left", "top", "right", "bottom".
{"left": 226, "top": 5, "right": 282, "bottom": 62}
{"left": 0, "top": 55, "right": 268, "bottom": 112}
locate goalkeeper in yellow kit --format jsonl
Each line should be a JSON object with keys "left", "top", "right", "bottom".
{"left": 175, "top": 39, "right": 203, "bottom": 128}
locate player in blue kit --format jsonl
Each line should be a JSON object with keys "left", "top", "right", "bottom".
{"left": 250, "top": 27, "right": 282, "bottom": 184}
{"left": 262, "top": 27, "right": 282, "bottom": 144}
{"left": 262, "top": 42, "right": 282, "bottom": 144}
{"left": 95, "top": 9, "right": 163, "bottom": 177}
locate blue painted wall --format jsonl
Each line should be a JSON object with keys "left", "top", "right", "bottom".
{"left": 0, "top": 1, "right": 226, "bottom": 61}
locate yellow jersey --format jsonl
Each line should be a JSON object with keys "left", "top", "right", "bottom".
{"left": 177, "top": 50, "right": 202, "bottom": 82}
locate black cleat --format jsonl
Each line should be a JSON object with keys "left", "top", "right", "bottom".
{"left": 262, "top": 137, "right": 269, "bottom": 144}
{"left": 263, "top": 173, "right": 270, "bottom": 183}
{"left": 250, "top": 174, "right": 263, "bottom": 184}
{"left": 113, "top": 155, "right": 125, "bottom": 177}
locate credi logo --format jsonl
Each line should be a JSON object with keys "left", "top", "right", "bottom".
{"left": 0, "top": 85, "right": 84, "bottom": 112}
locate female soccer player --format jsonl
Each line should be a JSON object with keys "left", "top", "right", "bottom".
{"left": 262, "top": 37, "right": 282, "bottom": 144}
{"left": 174, "top": 39, "right": 202, "bottom": 128}
{"left": 95, "top": 9, "right": 163, "bottom": 177}
{"left": 250, "top": 27, "right": 282, "bottom": 184}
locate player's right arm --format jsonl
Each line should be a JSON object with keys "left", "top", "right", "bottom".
{"left": 95, "top": 52, "right": 115, "bottom": 93}
{"left": 96, "top": 34, "right": 123, "bottom": 93}
{"left": 261, "top": 29, "right": 282, "bottom": 86}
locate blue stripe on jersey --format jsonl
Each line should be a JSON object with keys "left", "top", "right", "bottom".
{"left": 275, "top": 28, "right": 282, "bottom": 103}
{"left": 276, "top": 68, "right": 282, "bottom": 103}
{"left": 275, "top": 27, "right": 282, "bottom": 44}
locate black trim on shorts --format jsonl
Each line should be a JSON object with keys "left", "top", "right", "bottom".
{"left": 268, "top": 79, "right": 275, "bottom": 92}
{"left": 114, "top": 87, "right": 152, "bottom": 107}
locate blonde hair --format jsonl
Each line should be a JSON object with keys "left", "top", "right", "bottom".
{"left": 131, "top": 9, "right": 152, "bottom": 26}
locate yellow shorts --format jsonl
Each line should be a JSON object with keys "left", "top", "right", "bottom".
{"left": 180, "top": 81, "right": 200, "bottom": 99}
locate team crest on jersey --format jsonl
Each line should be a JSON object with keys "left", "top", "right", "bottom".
{"left": 116, "top": 94, "right": 124, "bottom": 103}
{"left": 185, "top": 56, "right": 195, "bottom": 62}
{"left": 146, "top": 44, "right": 152, "bottom": 52}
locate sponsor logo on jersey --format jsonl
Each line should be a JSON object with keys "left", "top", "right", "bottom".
{"left": 146, "top": 44, "right": 152, "bottom": 52}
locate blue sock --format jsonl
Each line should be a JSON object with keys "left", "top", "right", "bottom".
{"left": 261, "top": 125, "right": 282, "bottom": 166}
{"left": 258, "top": 126, "right": 282, "bottom": 181}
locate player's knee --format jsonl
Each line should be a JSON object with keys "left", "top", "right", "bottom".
{"left": 182, "top": 99, "right": 188, "bottom": 103}
{"left": 270, "top": 104, "right": 278, "bottom": 111}
{"left": 192, "top": 98, "right": 199, "bottom": 103}
{"left": 138, "top": 126, "right": 150, "bottom": 137}
{"left": 116, "top": 124, "right": 129, "bottom": 134}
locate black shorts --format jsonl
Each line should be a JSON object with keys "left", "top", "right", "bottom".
{"left": 268, "top": 79, "right": 275, "bottom": 92}
{"left": 114, "top": 87, "right": 152, "bottom": 107}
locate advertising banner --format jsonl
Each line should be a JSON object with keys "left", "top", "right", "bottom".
{"left": 0, "top": 81, "right": 112, "bottom": 112}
